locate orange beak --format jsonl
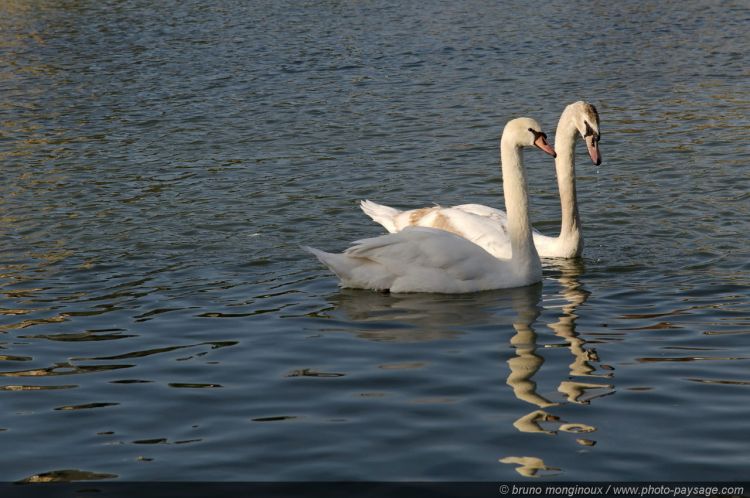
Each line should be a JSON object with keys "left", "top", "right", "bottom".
{"left": 534, "top": 135, "right": 556, "bottom": 158}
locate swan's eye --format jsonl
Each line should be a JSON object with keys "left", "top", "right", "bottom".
{"left": 528, "top": 128, "right": 546, "bottom": 141}
{"left": 584, "top": 121, "right": 601, "bottom": 142}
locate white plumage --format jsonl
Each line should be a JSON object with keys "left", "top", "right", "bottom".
{"left": 307, "top": 117, "right": 556, "bottom": 293}
{"left": 305, "top": 227, "right": 527, "bottom": 294}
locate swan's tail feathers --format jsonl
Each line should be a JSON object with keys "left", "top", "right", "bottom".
{"left": 303, "top": 245, "right": 392, "bottom": 291}
{"left": 360, "top": 200, "right": 400, "bottom": 233}
{"left": 304, "top": 246, "right": 349, "bottom": 279}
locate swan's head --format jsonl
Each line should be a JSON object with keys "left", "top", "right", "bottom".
{"left": 504, "top": 117, "right": 557, "bottom": 157}
{"left": 564, "top": 101, "right": 602, "bottom": 165}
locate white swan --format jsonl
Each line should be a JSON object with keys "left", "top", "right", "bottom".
{"left": 305, "top": 117, "right": 556, "bottom": 293}
{"left": 361, "top": 101, "right": 602, "bottom": 259}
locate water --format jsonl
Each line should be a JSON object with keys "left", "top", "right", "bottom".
{"left": 1, "top": 0, "right": 749, "bottom": 483}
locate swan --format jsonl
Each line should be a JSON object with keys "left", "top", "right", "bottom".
{"left": 305, "top": 117, "right": 556, "bottom": 293}
{"left": 360, "top": 101, "right": 602, "bottom": 259}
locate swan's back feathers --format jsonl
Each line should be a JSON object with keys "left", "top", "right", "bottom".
{"left": 453, "top": 204, "right": 509, "bottom": 223}
{"left": 360, "top": 201, "right": 514, "bottom": 259}
{"left": 347, "top": 227, "right": 490, "bottom": 278}
{"left": 307, "top": 227, "right": 537, "bottom": 293}
{"left": 360, "top": 200, "right": 557, "bottom": 259}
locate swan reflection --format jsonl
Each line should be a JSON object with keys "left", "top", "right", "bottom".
{"left": 544, "top": 259, "right": 613, "bottom": 403}
{"left": 327, "top": 284, "right": 542, "bottom": 343}
{"left": 501, "top": 259, "right": 612, "bottom": 475}
{"left": 325, "top": 260, "right": 613, "bottom": 412}
{"left": 506, "top": 303, "right": 555, "bottom": 408}
{"left": 322, "top": 260, "right": 613, "bottom": 475}
{"left": 506, "top": 259, "right": 612, "bottom": 442}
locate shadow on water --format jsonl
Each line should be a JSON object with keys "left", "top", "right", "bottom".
{"left": 325, "top": 284, "right": 543, "bottom": 343}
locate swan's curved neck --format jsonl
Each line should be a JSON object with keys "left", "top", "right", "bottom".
{"left": 553, "top": 112, "right": 582, "bottom": 255}
{"left": 500, "top": 136, "right": 539, "bottom": 268}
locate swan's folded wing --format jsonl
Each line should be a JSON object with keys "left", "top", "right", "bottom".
{"left": 453, "top": 203, "right": 545, "bottom": 248}
{"left": 422, "top": 207, "right": 512, "bottom": 259}
{"left": 345, "top": 227, "right": 506, "bottom": 293}
{"left": 453, "top": 203, "right": 509, "bottom": 224}
{"left": 347, "top": 227, "right": 490, "bottom": 273}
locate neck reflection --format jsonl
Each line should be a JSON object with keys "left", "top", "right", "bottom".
{"left": 505, "top": 259, "right": 612, "bottom": 440}
{"left": 546, "top": 258, "right": 613, "bottom": 404}
{"left": 501, "top": 259, "right": 609, "bottom": 476}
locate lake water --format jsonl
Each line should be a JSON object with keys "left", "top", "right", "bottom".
{"left": 1, "top": 0, "right": 749, "bottom": 484}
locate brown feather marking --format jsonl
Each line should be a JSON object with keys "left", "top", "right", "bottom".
{"left": 433, "top": 213, "right": 465, "bottom": 238}
{"left": 408, "top": 207, "right": 435, "bottom": 225}
{"left": 407, "top": 208, "right": 465, "bottom": 238}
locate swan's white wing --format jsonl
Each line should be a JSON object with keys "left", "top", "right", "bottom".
{"left": 394, "top": 205, "right": 515, "bottom": 259}
{"left": 363, "top": 200, "right": 561, "bottom": 259}
{"left": 306, "top": 227, "right": 527, "bottom": 293}
{"left": 451, "top": 205, "right": 561, "bottom": 258}
{"left": 362, "top": 201, "right": 514, "bottom": 258}
{"left": 452, "top": 203, "right": 509, "bottom": 223}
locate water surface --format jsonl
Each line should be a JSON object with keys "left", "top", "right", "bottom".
{"left": 1, "top": 0, "right": 749, "bottom": 482}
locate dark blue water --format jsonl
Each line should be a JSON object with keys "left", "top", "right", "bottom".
{"left": 1, "top": 0, "right": 749, "bottom": 483}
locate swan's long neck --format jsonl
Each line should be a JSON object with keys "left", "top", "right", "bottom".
{"left": 553, "top": 112, "right": 582, "bottom": 255}
{"left": 500, "top": 136, "right": 540, "bottom": 270}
